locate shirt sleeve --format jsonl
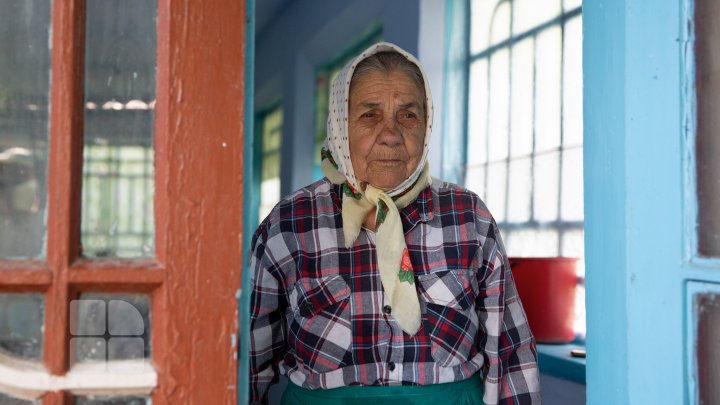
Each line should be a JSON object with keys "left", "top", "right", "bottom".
{"left": 476, "top": 221, "right": 541, "bottom": 405}
{"left": 249, "top": 222, "right": 288, "bottom": 404}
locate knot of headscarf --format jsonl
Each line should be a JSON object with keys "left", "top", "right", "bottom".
{"left": 322, "top": 156, "right": 430, "bottom": 335}
{"left": 322, "top": 42, "right": 434, "bottom": 336}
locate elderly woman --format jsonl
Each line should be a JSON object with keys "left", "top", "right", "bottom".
{"left": 249, "top": 42, "right": 540, "bottom": 405}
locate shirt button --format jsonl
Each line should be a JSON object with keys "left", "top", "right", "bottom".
{"left": 388, "top": 362, "right": 396, "bottom": 371}
{"left": 383, "top": 305, "right": 392, "bottom": 314}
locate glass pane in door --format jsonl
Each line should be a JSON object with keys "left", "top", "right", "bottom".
{"left": 82, "top": 0, "right": 157, "bottom": 258}
{"left": 75, "top": 396, "right": 149, "bottom": 405}
{"left": 695, "top": 291, "right": 720, "bottom": 404}
{"left": 0, "top": 0, "right": 51, "bottom": 259}
{"left": 0, "top": 293, "right": 44, "bottom": 360}
{"left": 0, "top": 392, "right": 39, "bottom": 405}
{"left": 695, "top": 0, "right": 720, "bottom": 257}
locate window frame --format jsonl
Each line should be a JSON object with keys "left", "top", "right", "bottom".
{"left": 464, "top": 0, "right": 583, "bottom": 259}
{"left": 254, "top": 101, "right": 283, "bottom": 224}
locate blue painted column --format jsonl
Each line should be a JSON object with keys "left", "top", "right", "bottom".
{"left": 584, "top": 1, "right": 685, "bottom": 404}
{"left": 240, "top": 0, "right": 255, "bottom": 403}
{"left": 583, "top": 1, "right": 629, "bottom": 401}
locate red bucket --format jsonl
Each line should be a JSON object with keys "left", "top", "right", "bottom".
{"left": 509, "top": 257, "right": 578, "bottom": 344}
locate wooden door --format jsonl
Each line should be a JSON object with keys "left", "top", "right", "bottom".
{"left": 0, "top": 0, "right": 245, "bottom": 403}
{"left": 584, "top": 0, "right": 720, "bottom": 404}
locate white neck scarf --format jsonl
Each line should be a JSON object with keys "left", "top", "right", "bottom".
{"left": 321, "top": 42, "right": 434, "bottom": 336}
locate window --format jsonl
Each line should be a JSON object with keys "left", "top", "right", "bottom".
{"left": 465, "top": 0, "right": 584, "bottom": 334}
{"left": 256, "top": 104, "right": 282, "bottom": 222}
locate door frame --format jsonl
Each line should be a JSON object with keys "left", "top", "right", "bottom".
{"left": 582, "top": 1, "right": 715, "bottom": 404}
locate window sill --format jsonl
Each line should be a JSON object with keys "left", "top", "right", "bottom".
{"left": 537, "top": 341, "right": 586, "bottom": 385}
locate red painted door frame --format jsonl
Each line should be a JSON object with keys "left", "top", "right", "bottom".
{"left": 153, "top": 0, "right": 244, "bottom": 402}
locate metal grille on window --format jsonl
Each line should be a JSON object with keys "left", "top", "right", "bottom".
{"left": 467, "top": 0, "right": 584, "bottom": 334}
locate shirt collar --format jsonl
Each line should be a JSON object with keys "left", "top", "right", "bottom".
{"left": 331, "top": 181, "right": 435, "bottom": 232}
{"left": 399, "top": 184, "right": 434, "bottom": 233}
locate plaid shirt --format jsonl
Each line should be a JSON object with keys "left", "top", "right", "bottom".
{"left": 249, "top": 178, "right": 540, "bottom": 404}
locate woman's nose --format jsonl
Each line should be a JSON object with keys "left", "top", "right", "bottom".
{"left": 377, "top": 117, "right": 403, "bottom": 146}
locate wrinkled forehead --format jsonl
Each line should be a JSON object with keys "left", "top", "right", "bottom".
{"left": 348, "top": 70, "right": 426, "bottom": 107}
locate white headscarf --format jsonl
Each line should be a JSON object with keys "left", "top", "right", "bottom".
{"left": 321, "top": 42, "right": 434, "bottom": 335}
{"left": 324, "top": 42, "right": 433, "bottom": 197}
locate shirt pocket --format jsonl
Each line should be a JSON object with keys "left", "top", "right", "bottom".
{"left": 287, "top": 274, "right": 352, "bottom": 373}
{"left": 417, "top": 268, "right": 479, "bottom": 367}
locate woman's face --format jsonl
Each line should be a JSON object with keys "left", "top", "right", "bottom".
{"left": 348, "top": 70, "right": 425, "bottom": 191}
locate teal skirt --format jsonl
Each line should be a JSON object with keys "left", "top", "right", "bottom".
{"left": 281, "top": 376, "right": 483, "bottom": 405}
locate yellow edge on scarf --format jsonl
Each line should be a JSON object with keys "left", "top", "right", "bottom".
{"left": 322, "top": 159, "right": 431, "bottom": 335}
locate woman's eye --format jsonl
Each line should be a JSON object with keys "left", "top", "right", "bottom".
{"left": 361, "top": 111, "right": 377, "bottom": 119}
{"left": 398, "top": 111, "right": 417, "bottom": 120}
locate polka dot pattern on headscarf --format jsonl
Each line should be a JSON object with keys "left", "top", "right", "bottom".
{"left": 323, "top": 42, "right": 434, "bottom": 198}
